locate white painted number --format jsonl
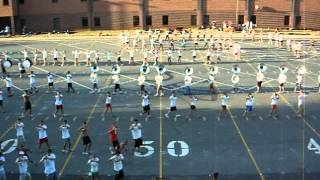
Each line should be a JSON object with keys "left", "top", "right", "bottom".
{"left": 134, "top": 140, "right": 190, "bottom": 157}
{"left": 307, "top": 138, "right": 320, "bottom": 154}
{"left": 0, "top": 139, "right": 18, "bottom": 155}
{"left": 134, "top": 141, "right": 155, "bottom": 157}
{"left": 167, "top": 141, "right": 189, "bottom": 157}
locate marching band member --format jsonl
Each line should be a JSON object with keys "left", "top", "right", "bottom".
{"left": 218, "top": 92, "right": 230, "bottom": 119}
{"left": 184, "top": 73, "right": 192, "bottom": 95}
{"left": 107, "top": 51, "right": 112, "bottom": 65}
{"left": 42, "top": 49, "right": 48, "bottom": 66}
{"left": 18, "top": 59, "right": 26, "bottom": 78}
{"left": 90, "top": 72, "right": 100, "bottom": 93}
{"left": 137, "top": 73, "right": 146, "bottom": 95}
{"left": 0, "top": 89, "right": 4, "bottom": 113}
{"left": 143, "top": 49, "right": 148, "bottom": 65}
{"left": 141, "top": 91, "right": 151, "bottom": 121}
{"left": 294, "top": 41, "right": 302, "bottom": 58}
{"left": 256, "top": 69, "right": 265, "bottom": 93}
{"left": 294, "top": 72, "right": 303, "bottom": 93}
{"left": 94, "top": 50, "right": 100, "bottom": 66}
{"left": 53, "top": 91, "right": 64, "bottom": 118}
{"left": 205, "top": 49, "right": 212, "bottom": 65}
{"left": 154, "top": 73, "right": 164, "bottom": 96}
{"left": 231, "top": 73, "right": 240, "bottom": 93}
{"left": 21, "top": 49, "right": 29, "bottom": 60}
{"left": 32, "top": 49, "right": 38, "bottom": 65}
{"left": 233, "top": 42, "right": 241, "bottom": 60}
{"left": 116, "top": 50, "right": 122, "bottom": 65}
{"left": 186, "top": 95, "right": 202, "bottom": 121}
{"left": 72, "top": 50, "right": 81, "bottom": 66}
{"left": 167, "top": 48, "right": 173, "bottom": 65}
{"left": 177, "top": 48, "right": 182, "bottom": 64}
{"left": 61, "top": 50, "right": 66, "bottom": 66}
{"left": 47, "top": 72, "right": 54, "bottom": 93}
{"left": 129, "top": 48, "right": 135, "bottom": 64}
{"left": 269, "top": 92, "right": 280, "bottom": 118}
{"left": 165, "top": 91, "right": 181, "bottom": 121}
{"left": 192, "top": 49, "right": 197, "bottom": 63}
{"left": 268, "top": 32, "right": 273, "bottom": 45}
{"left": 242, "top": 93, "right": 255, "bottom": 118}
{"left": 296, "top": 91, "right": 307, "bottom": 118}
{"left": 5, "top": 74, "right": 13, "bottom": 97}
{"left": 85, "top": 50, "right": 92, "bottom": 66}
{"left": 278, "top": 68, "right": 287, "bottom": 93}
{"left": 53, "top": 48, "right": 59, "bottom": 66}
{"left": 28, "top": 71, "right": 38, "bottom": 94}
{"left": 286, "top": 39, "right": 292, "bottom": 51}
{"left": 66, "top": 71, "right": 75, "bottom": 93}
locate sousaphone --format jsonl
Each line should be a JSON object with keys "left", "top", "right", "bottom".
{"left": 279, "top": 65, "right": 288, "bottom": 74}
{"left": 232, "top": 64, "right": 241, "bottom": 74}
{"left": 185, "top": 67, "right": 193, "bottom": 75}
{"left": 140, "top": 64, "right": 150, "bottom": 75}
{"left": 257, "top": 63, "right": 267, "bottom": 73}
{"left": 156, "top": 64, "right": 166, "bottom": 74}
{"left": 112, "top": 64, "right": 121, "bottom": 74}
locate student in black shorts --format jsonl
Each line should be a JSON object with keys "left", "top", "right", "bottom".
{"left": 79, "top": 121, "right": 92, "bottom": 155}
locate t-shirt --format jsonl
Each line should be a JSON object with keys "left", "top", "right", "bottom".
{"left": 105, "top": 96, "right": 112, "bottom": 104}
{"left": 16, "top": 156, "right": 28, "bottom": 174}
{"left": 55, "top": 95, "right": 63, "bottom": 106}
{"left": 221, "top": 95, "right": 229, "bottom": 106}
{"left": 43, "top": 50, "right": 48, "bottom": 58}
{"left": 206, "top": 50, "right": 211, "bottom": 57}
{"left": 131, "top": 123, "right": 142, "bottom": 139}
{"left": 191, "top": 98, "right": 197, "bottom": 106}
{"left": 108, "top": 127, "right": 118, "bottom": 142}
{"left": 86, "top": 52, "right": 92, "bottom": 59}
{"left": 43, "top": 153, "right": 56, "bottom": 175}
{"left": 48, "top": 75, "right": 54, "bottom": 83}
{"left": 112, "top": 75, "right": 120, "bottom": 84}
{"left": 256, "top": 72, "right": 264, "bottom": 82}
{"left": 38, "top": 125, "right": 48, "bottom": 139}
{"left": 66, "top": 74, "right": 73, "bottom": 83}
{"left": 184, "top": 75, "right": 192, "bottom": 86}
{"left": 88, "top": 158, "right": 99, "bottom": 173}
{"left": 5, "top": 77, "right": 13, "bottom": 87}
{"left": 278, "top": 73, "right": 287, "bottom": 84}
{"left": 209, "top": 74, "right": 215, "bottom": 84}
{"left": 155, "top": 75, "right": 163, "bottom": 86}
{"left": 110, "top": 154, "right": 124, "bottom": 171}
{"left": 0, "top": 156, "right": 5, "bottom": 171}
{"left": 245, "top": 96, "right": 254, "bottom": 106}
{"left": 169, "top": 95, "right": 177, "bottom": 107}
{"left": 138, "top": 75, "right": 145, "bottom": 86}
{"left": 28, "top": 74, "right": 36, "bottom": 84}
{"left": 60, "top": 124, "right": 70, "bottom": 139}
{"left": 142, "top": 95, "right": 149, "bottom": 106}
{"left": 53, "top": 51, "right": 59, "bottom": 58}
{"left": 298, "top": 94, "right": 305, "bottom": 106}
{"left": 0, "top": 91, "right": 3, "bottom": 101}
{"left": 16, "top": 122, "right": 24, "bottom": 136}
{"left": 271, "top": 96, "right": 280, "bottom": 105}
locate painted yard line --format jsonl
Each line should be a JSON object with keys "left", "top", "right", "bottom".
{"left": 1, "top": 79, "right": 24, "bottom": 91}
{"left": 36, "top": 79, "right": 65, "bottom": 88}
{"left": 58, "top": 94, "right": 102, "bottom": 177}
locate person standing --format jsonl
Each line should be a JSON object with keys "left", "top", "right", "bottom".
{"left": 184, "top": 74, "right": 192, "bottom": 95}
{"left": 90, "top": 72, "right": 100, "bottom": 93}
{"left": 15, "top": 118, "right": 25, "bottom": 146}
{"left": 22, "top": 90, "right": 32, "bottom": 117}
{"left": 28, "top": 71, "right": 38, "bottom": 94}
{"left": 137, "top": 73, "right": 146, "bottom": 96}
{"left": 186, "top": 95, "right": 201, "bottom": 121}
{"left": 5, "top": 74, "right": 13, "bottom": 97}
{"left": 53, "top": 92, "right": 64, "bottom": 118}
{"left": 269, "top": 92, "right": 280, "bottom": 118}
{"left": 242, "top": 93, "right": 255, "bottom": 118}
{"left": 39, "top": 149, "right": 57, "bottom": 180}
{"left": 0, "top": 152, "right": 6, "bottom": 180}
{"left": 108, "top": 123, "right": 119, "bottom": 150}
{"left": 42, "top": 49, "right": 48, "bottom": 66}
{"left": 58, "top": 120, "right": 72, "bottom": 153}
{"left": 218, "top": 92, "right": 230, "bottom": 119}
{"left": 47, "top": 72, "right": 54, "bottom": 93}
{"left": 154, "top": 73, "right": 164, "bottom": 96}
{"left": 165, "top": 92, "right": 180, "bottom": 121}
{"left": 141, "top": 91, "right": 151, "bottom": 121}
{"left": 36, "top": 120, "right": 50, "bottom": 151}
{"left": 296, "top": 91, "right": 306, "bottom": 118}
{"left": 52, "top": 48, "right": 59, "bottom": 66}
{"left": 18, "top": 59, "right": 26, "bottom": 78}
{"left": 129, "top": 119, "right": 143, "bottom": 152}
{"left": 109, "top": 151, "right": 124, "bottom": 180}
{"left": 256, "top": 71, "right": 264, "bottom": 93}
{"left": 16, "top": 151, "right": 31, "bottom": 180}
{"left": 103, "top": 92, "right": 113, "bottom": 118}
{"left": 88, "top": 154, "right": 100, "bottom": 180}
{"left": 66, "top": 71, "right": 75, "bottom": 93}
{"left": 79, "top": 121, "right": 92, "bottom": 155}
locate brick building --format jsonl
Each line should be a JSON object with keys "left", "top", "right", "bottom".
{"left": 0, "top": 0, "right": 319, "bottom": 34}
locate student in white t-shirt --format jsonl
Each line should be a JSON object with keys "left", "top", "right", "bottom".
{"left": 0, "top": 89, "right": 4, "bottom": 113}
{"left": 36, "top": 120, "right": 50, "bottom": 151}
{"left": 53, "top": 92, "right": 64, "bottom": 118}
{"left": 88, "top": 154, "right": 100, "bottom": 179}
{"left": 66, "top": 71, "right": 75, "bottom": 93}
{"left": 165, "top": 92, "right": 180, "bottom": 121}
{"left": 52, "top": 48, "right": 59, "bottom": 66}
{"left": 141, "top": 91, "right": 151, "bottom": 121}
{"left": 218, "top": 92, "right": 230, "bottom": 119}
{"left": 15, "top": 118, "right": 25, "bottom": 145}
{"left": 184, "top": 75, "right": 192, "bottom": 95}
{"left": 112, "top": 74, "right": 122, "bottom": 94}
{"left": 16, "top": 151, "right": 31, "bottom": 180}
{"left": 137, "top": 73, "right": 146, "bottom": 95}
{"left": 39, "top": 149, "right": 56, "bottom": 179}
{"left": 72, "top": 50, "right": 81, "bottom": 66}
{"left": 129, "top": 119, "right": 143, "bottom": 152}
{"left": 85, "top": 51, "right": 92, "bottom": 67}
{"left": 269, "top": 92, "right": 280, "bottom": 118}
{"left": 186, "top": 95, "right": 203, "bottom": 121}
{"left": 28, "top": 71, "right": 38, "bottom": 94}
{"left": 42, "top": 49, "right": 48, "bottom": 66}
{"left": 109, "top": 151, "right": 124, "bottom": 180}
{"left": 154, "top": 74, "right": 164, "bottom": 96}
{"left": 0, "top": 152, "right": 6, "bottom": 180}
{"left": 47, "top": 72, "right": 54, "bottom": 92}
{"left": 104, "top": 92, "right": 113, "bottom": 117}
{"left": 256, "top": 71, "right": 264, "bottom": 93}
{"left": 242, "top": 93, "right": 255, "bottom": 118}
{"left": 59, "top": 120, "right": 72, "bottom": 153}
{"left": 5, "top": 75, "right": 13, "bottom": 97}
{"left": 296, "top": 91, "right": 307, "bottom": 118}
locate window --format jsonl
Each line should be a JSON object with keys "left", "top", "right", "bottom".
{"left": 238, "top": 15, "right": 244, "bottom": 24}
{"left": 133, "top": 16, "right": 139, "bottom": 26}
{"left": 19, "top": 0, "right": 24, "bottom": 4}
{"left": 203, "top": 15, "right": 209, "bottom": 26}
{"left": 191, "top": 15, "right": 197, "bottom": 26}
{"left": 52, "top": 0, "right": 58, "bottom": 3}
{"left": 146, "top": 15, "right": 152, "bottom": 26}
{"left": 82, "top": 17, "right": 88, "bottom": 27}
{"left": 250, "top": 15, "right": 256, "bottom": 24}
{"left": 284, "top": 16, "right": 290, "bottom": 26}
{"left": 94, "top": 17, "right": 101, "bottom": 27}
{"left": 162, "top": 15, "right": 168, "bottom": 26}
{"left": 52, "top": 18, "right": 61, "bottom": 31}
{"left": 3, "top": 0, "right": 9, "bottom": 6}
{"left": 295, "top": 16, "right": 301, "bottom": 27}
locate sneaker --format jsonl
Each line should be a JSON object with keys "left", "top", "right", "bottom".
{"left": 160, "top": 93, "right": 164, "bottom": 96}
{"left": 82, "top": 152, "right": 89, "bottom": 155}
{"left": 53, "top": 113, "right": 56, "bottom": 118}
{"left": 154, "top": 93, "right": 159, "bottom": 96}
{"left": 165, "top": 114, "right": 169, "bottom": 118}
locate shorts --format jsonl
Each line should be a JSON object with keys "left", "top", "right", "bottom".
{"left": 56, "top": 105, "right": 63, "bottom": 110}
{"left": 90, "top": 172, "right": 99, "bottom": 177}
{"left": 112, "top": 140, "right": 119, "bottom": 148}
{"left": 63, "top": 137, "right": 71, "bottom": 142}
{"left": 82, "top": 136, "right": 91, "bottom": 145}
{"left": 54, "top": 58, "right": 58, "bottom": 61}
{"left": 24, "top": 102, "right": 31, "bottom": 111}
{"left": 115, "top": 84, "right": 120, "bottom": 89}
{"left": 7, "top": 87, "right": 11, "bottom": 91}
{"left": 0, "top": 100, "right": 2, "bottom": 106}
{"left": 20, "top": 70, "right": 26, "bottom": 74}
{"left": 221, "top": 105, "right": 227, "bottom": 110}
{"left": 271, "top": 104, "right": 277, "bottom": 110}
{"left": 280, "top": 83, "right": 284, "bottom": 87}
{"left": 134, "top": 138, "right": 143, "bottom": 148}
{"left": 140, "top": 85, "right": 145, "bottom": 91}
{"left": 105, "top": 103, "right": 112, "bottom": 109}
{"left": 209, "top": 83, "right": 214, "bottom": 89}
{"left": 87, "top": 58, "right": 91, "bottom": 61}
{"left": 246, "top": 106, "right": 253, "bottom": 112}
{"left": 190, "top": 105, "right": 196, "bottom": 110}
{"left": 48, "top": 82, "right": 53, "bottom": 87}
{"left": 67, "top": 83, "right": 73, "bottom": 88}
{"left": 143, "top": 105, "right": 150, "bottom": 112}
{"left": 38, "top": 137, "right": 48, "bottom": 144}
{"left": 207, "top": 56, "right": 210, "bottom": 60}
{"left": 170, "top": 106, "right": 177, "bottom": 111}
{"left": 257, "top": 81, "right": 262, "bottom": 87}
{"left": 193, "top": 56, "right": 196, "bottom": 59}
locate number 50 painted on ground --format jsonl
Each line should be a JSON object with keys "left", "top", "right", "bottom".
{"left": 134, "top": 141, "right": 189, "bottom": 157}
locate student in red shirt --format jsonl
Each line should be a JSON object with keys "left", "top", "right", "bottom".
{"left": 108, "top": 123, "right": 119, "bottom": 149}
